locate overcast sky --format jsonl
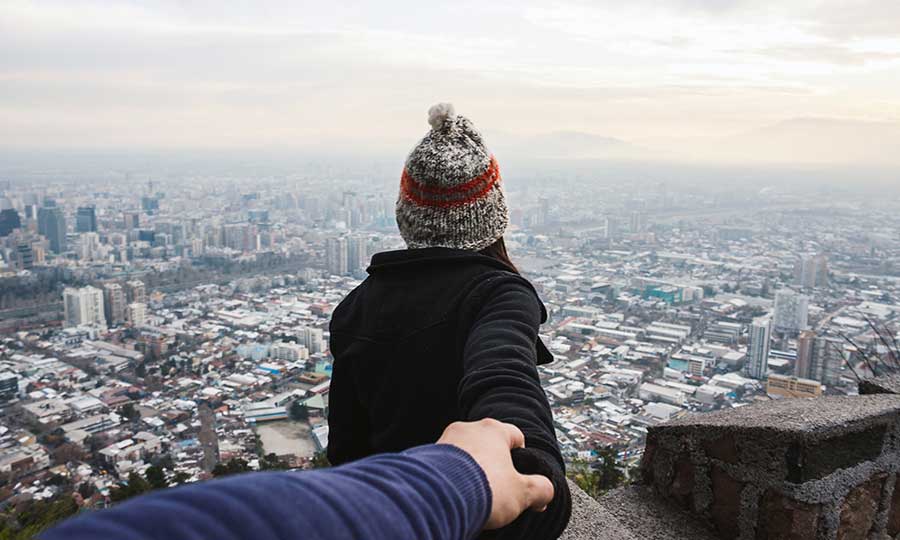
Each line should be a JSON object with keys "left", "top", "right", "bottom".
{"left": 3, "top": 0, "right": 900, "bottom": 161}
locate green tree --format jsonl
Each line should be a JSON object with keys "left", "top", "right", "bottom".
{"left": 289, "top": 401, "right": 308, "bottom": 421}
{"left": 77, "top": 482, "right": 95, "bottom": 499}
{"left": 119, "top": 403, "right": 140, "bottom": 422}
{"left": 109, "top": 472, "right": 151, "bottom": 503}
{"left": 567, "top": 447, "right": 626, "bottom": 500}
{"left": 310, "top": 451, "right": 330, "bottom": 470}
{"left": 211, "top": 458, "right": 251, "bottom": 478}
{"left": 145, "top": 465, "right": 168, "bottom": 490}
{"left": 45, "top": 474, "right": 66, "bottom": 486}
{"left": 260, "top": 453, "right": 290, "bottom": 471}
{"left": 171, "top": 472, "right": 191, "bottom": 485}
{"left": 156, "top": 454, "right": 175, "bottom": 470}
{"left": 0, "top": 495, "right": 78, "bottom": 540}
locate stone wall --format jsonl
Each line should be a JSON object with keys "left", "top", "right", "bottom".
{"left": 640, "top": 394, "right": 900, "bottom": 539}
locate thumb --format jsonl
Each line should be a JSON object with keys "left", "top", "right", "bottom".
{"left": 520, "top": 473, "right": 554, "bottom": 512}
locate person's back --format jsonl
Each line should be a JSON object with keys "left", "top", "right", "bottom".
{"left": 327, "top": 104, "right": 571, "bottom": 539}
{"left": 329, "top": 247, "right": 553, "bottom": 458}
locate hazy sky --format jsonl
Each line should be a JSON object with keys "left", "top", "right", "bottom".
{"left": 3, "top": 0, "right": 900, "bottom": 161}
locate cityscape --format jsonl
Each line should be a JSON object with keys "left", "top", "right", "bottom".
{"left": 4, "top": 0, "right": 900, "bottom": 537}
{"left": 1, "top": 165, "right": 898, "bottom": 531}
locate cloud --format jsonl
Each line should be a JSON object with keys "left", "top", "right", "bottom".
{"left": 1, "top": 0, "right": 899, "bottom": 162}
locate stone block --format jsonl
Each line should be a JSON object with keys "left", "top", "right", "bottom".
{"left": 704, "top": 434, "right": 739, "bottom": 464}
{"left": 785, "top": 426, "right": 886, "bottom": 483}
{"left": 641, "top": 438, "right": 658, "bottom": 485}
{"left": 888, "top": 476, "right": 900, "bottom": 536}
{"left": 837, "top": 475, "right": 885, "bottom": 540}
{"left": 756, "top": 490, "right": 819, "bottom": 540}
{"left": 668, "top": 453, "right": 694, "bottom": 509}
{"left": 710, "top": 466, "right": 743, "bottom": 539}
{"left": 641, "top": 396, "right": 900, "bottom": 538}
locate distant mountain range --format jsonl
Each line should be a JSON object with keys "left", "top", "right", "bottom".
{"left": 714, "top": 118, "right": 900, "bottom": 166}
{"left": 491, "top": 118, "right": 900, "bottom": 167}
{"left": 490, "top": 131, "right": 640, "bottom": 160}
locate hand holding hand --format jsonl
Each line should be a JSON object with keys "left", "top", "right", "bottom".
{"left": 437, "top": 419, "right": 555, "bottom": 530}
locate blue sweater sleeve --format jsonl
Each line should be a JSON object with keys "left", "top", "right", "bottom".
{"left": 40, "top": 444, "right": 491, "bottom": 540}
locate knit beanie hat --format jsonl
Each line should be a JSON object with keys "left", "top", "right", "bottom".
{"left": 396, "top": 103, "right": 508, "bottom": 251}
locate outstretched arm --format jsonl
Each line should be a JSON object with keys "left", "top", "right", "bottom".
{"left": 41, "top": 420, "right": 553, "bottom": 540}
{"left": 459, "top": 274, "right": 572, "bottom": 539}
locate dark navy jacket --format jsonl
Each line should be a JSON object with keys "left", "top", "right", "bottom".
{"left": 328, "top": 247, "right": 571, "bottom": 539}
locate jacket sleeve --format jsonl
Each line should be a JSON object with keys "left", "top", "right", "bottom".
{"left": 458, "top": 274, "right": 571, "bottom": 539}
{"left": 40, "top": 444, "right": 491, "bottom": 540}
{"left": 326, "top": 348, "right": 371, "bottom": 465}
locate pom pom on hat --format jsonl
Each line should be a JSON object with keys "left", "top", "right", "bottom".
{"left": 427, "top": 102, "right": 456, "bottom": 130}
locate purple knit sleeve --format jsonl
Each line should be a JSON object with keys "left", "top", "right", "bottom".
{"left": 40, "top": 444, "right": 491, "bottom": 540}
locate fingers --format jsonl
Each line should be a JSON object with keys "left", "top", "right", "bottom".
{"left": 503, "top": 423, "right": 525, "bottom": 450}
{"left": 521, "top": 473, "right": 554, "bottom": 512}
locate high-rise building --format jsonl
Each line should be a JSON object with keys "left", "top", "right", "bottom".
{"left": 300, "top": 327, "right": 326, "bottom": 355}
{"left": 794, "top": 330, "right": 816, "bottom": 379}
{"left": 0, "top": 208, "right": 21, "bottom": 237}
{"left": 123, "top": 212, "right": 140, "bottom": 230}
{"left": 601, "top": 216, "right": 617, "bottom": 240}
{"left": 78, "top": 232, "right": 101, "bottom": 261}
{"left": 811, "top": 336, "right": 843, "bottom": 386}
{"left": 794, "top": 254, "right": 828, "bottom": 289}
{"left": 127, "top": 302, "right": 147, "bottom": 327}
{"left": 773, "top": 290, "right": 809, "bottom": 333}
{"left": 103, "top": 283, "right": 127, "bottom": 327}
{"left": 0, "top": 372, "right": 18, "bottom": 401}
{"left": 125, "top": 280, "right": 147, "bottom": 304}
{"left": 76, "top": 206, "right": 97, "bottom": 233}
{"left": 14, "top": 242, "right": 34, "bottom": 270}
{"left": 814, "top": 254, "right": 829, "bottom": 288}
{"left": 326, "top": 236, "right": 349, "bottom": 276}
{"left": 629, "top": 211, "right": 646, "bottom": 233}
{"left": 748, "top": 318, "right": 772, "bottom": 380}
{"left": 347, "top": 235, "right": 368, "bottom": 275}
{"left": 536, "top": 196, "right": 550, "bottom": 226}
{"left": 38, "top": 206, "right": 67, "bottom": 254}
{"left": 222, "top": 223, "right": 259, "bottom": 252}
{"left": 795, "top": 330, "right": 843, "bottom": 385}
{"left": 63, "top": 286, "right": 107, "bottom": 328}
{"left": 141, "top": 196, "right": 159, "bottom": 214}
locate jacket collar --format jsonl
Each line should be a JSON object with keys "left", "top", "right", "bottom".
{"left": 368, "top": 247, "right": 555, "bottom": 366}
{"left": 368, "top": 247, "right": 516, "bottom": 275}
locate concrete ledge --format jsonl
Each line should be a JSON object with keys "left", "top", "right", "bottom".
{"left": 560, "top": 480, "right": 717, "bottom": 540}
{"left": 560, "top": 480, "right": 638, "bottom": 540}
{"left": 641, "top": 394, "right": 900, "bottom": 539}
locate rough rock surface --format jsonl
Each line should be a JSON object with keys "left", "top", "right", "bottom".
{"left": 559, "top": 481, "right": 717, "bottom": 540}
{"left": 859, "top": 374, "right": 900, "bottom": 395}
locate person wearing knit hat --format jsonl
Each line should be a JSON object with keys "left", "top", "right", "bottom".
{"left": 328, "top": 104, "right": 571, "bottom": 539}
{"left": 396, "top": 103, "right": 508, "bottom": 251}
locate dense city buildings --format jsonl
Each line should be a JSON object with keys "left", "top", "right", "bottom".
{"left": 1, "top": 168, "right": 899, "bottom": 528}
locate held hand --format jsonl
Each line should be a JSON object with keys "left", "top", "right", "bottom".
{"left": 437, "top": 419, "right": 555, "bottom": 530}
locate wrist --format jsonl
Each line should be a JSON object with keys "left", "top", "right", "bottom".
{"left": 404, "top": 444, "right": 493, "bottom": 535}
